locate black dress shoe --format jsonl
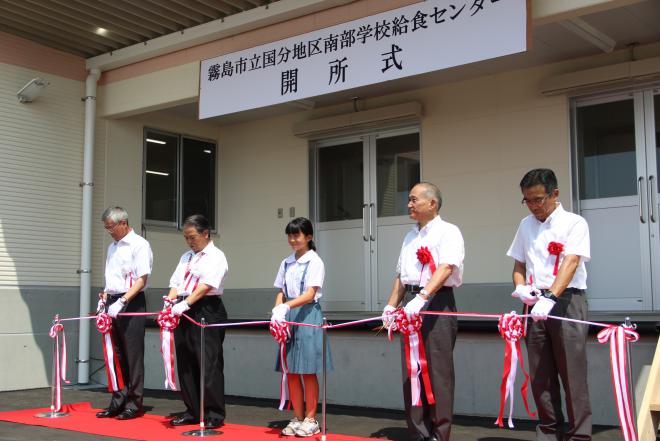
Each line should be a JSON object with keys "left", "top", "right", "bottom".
{"left": 204, "top": 418, "right": 223, "bottom": 429}
{"left": 170, "top": 415, "right": 197, "bottom": 426}
{"left": 116, "top": 408, "right": 141, "bottom": 420}
{"left": 96, "top": 408, "right": 121, "bottom": 418}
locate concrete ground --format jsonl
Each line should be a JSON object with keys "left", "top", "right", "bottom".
{"left": 0, "top": 387, "right": 623, "bottom": 441}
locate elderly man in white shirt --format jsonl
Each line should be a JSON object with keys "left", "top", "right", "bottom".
{"left": 507, "top": 168, "right": 592, "bottom": 441}
{"left": 383, "top": 182, "right": 465, "bottom": 441}
{"left": 166, "top": 214, "right": 229, "bottom": 430}
{"left": 96, "top": 207, "right": 153, "bottom": 420}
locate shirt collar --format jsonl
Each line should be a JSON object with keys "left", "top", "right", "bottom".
{"left": 198, "top": 241, "right": 215, "bottom": 255}
{"left": 536, "top": 203, "right": 564, "bottom": 225}
{"left": 285, "top": 249, "right": 315, "bottom": 264}
{"left": 413, "top": 215, "right": 441, "bottom": 233}
{"left": 116, "top": 229, "right": 136, "bottom": 245}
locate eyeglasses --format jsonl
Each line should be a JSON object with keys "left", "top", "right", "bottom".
{"left": 104, "top": 221, "right": 124, "bottom": 231}
{"left": 521, "top": 194, "right": 550, "bottom": 207}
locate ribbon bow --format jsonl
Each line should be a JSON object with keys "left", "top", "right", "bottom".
{"left": 270, "top": 321, "right": 291, "bottom": 410}
{"left": 48, "top": 319, "right": 70, "bottom": 412}
{"left": 547, "top": 242, "right": 564, "bottom": 276}
{"left": 597, "top": 325, "right": 640, "bottom": 441}
{"left": 95, "top": 312, "right": 112, "bottom": 334}
{"left": 157, "top": 307, "right": 179, "bottom": 390}
{"left": 495, "top": 312, "right": 535, "bottom": 428}
{"left": 96, "top": 312, "right": 124, "bottom": 392}
{"left": 392, "top": 308, "right": 435, "bottom": 407}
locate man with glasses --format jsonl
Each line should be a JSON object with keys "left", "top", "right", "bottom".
{"left": 96, "top": 206, "right": 153, "bottom": 420}
{"left": 507, "top": 169, "right": 592, "bottom": 440}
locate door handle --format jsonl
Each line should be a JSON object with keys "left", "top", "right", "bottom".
{"left": 362, "top": 204, "right": 368, "bottom": 241}
{"left": 638, "top": 177, "right": 646, "bottom": 223}
{"left": 369, "top": 203, "right": 376, "bottom": 241}
{"left": 649, "top": 175, "right": 657, "bottom": 223}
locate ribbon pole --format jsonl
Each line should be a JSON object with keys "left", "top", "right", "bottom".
{"left": 624, "top": 317, "right": 637, "bottom": 430}
{"left": 322, "top": 316, "right": 328, "bottom": 441}
{"left": 182, "top": 317, "right": 221, "bottom": 437}
{"left": 35, "top": 315, "right": 69, "bottom": 418}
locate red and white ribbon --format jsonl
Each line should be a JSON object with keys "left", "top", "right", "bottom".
{"left": 597, "top": 325, "right": 640, "bottom": 441}
{"left": 269, "top": 321, "right": 290, "bottom": 410}
{"left": 495, "top": 312, "right": 535, "bottom": 428}
{"left": 392, "top": 309, "right": 435, "bottom": 407}
{"left": 157, "top": 306, "right": 180, "bottom": 390}
{"left": 48, "top": 319, "right": 70, "bottom": 412}
{"left": 96, "top": 313, "right": 124, "bottom": 392}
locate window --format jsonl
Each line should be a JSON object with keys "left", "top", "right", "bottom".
{"left": 143, "top": 128, "right": 217, "bottom": 229}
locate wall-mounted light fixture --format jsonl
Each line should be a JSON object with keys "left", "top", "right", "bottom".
{"left": 17, "top": 77, "right": 50, "bottom": 103}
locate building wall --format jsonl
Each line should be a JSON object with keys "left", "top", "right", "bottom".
{"left": 0, "top": 33, "right": 86, "bottom": 390}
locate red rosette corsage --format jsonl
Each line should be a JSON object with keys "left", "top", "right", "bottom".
{"left": 96, "top": 312, "right": 112, "bottom": 334}
{"left": 547, "top": 241, "right": 564, "bottom": 276}
{"left": 157, "top": 308, "right": 180, "bottom": 331}
{"left": 498, "top": 312, "right": 524, "bottom": 343}
{"left": 416, "top": 246, "right": 433, "bottom": 265}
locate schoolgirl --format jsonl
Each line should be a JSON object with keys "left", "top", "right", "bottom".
{"left": 270, "top": 217, "right": 332, "bottom": 437}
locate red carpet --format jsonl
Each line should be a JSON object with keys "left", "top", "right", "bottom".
{"left": 0, "top": 402, "right": 372, "bottom": 441}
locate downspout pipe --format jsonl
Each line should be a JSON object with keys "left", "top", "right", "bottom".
{"left": 77, "top": 68, "right": 101, "bottom": 384}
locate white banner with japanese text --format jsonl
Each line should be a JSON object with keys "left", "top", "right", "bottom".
{"left": 199, "top": 0, "right": 527, "bottom": 119}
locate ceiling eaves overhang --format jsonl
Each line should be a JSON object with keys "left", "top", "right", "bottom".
{"left": 86, "top": 0, "right": 358, "bottom": 72}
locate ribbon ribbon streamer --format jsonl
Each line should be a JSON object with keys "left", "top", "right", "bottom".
{"left": 96, "top": 312, "right": 124, "bottom": 392}
{"left": 157, "top": 306, "right": 180, "bottom": 390}
{"left": 48, "top": 319, "right": 70, "bottom": 412}
{"left": 392, "top": 309, "right": 435, "bottom": 407}
{"left": 597, "top": 325, "right": 640, "bottom": 441}
{"left": 270, "top": 321, "right": 291, "bottom": 410}
{"left": 495, "top": 312, "right": 535, "bottom": 428}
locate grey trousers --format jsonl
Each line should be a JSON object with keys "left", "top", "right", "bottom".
{"left": 525, "top": 290, "right": 592, "bottom": 441}
{"left": 401, "top": 287, "right": 457, "bottom": 441}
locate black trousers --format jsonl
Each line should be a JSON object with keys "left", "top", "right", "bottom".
{"left": 174, "top": 295, "right": 228, "bottom": 423}
{"left": 106, "top": 292, "right": 146, "bottom": 412}
{"left": 526, "top": 290, "right": 592, "bottom": 441}
{"left": 401, "top": 287, "right": 458, "bottom": 441}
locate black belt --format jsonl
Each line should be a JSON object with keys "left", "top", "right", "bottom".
{"left": 404, "top": 284, "right": 422, "bottom": 294}
{"left": 541, "top": 288, "right": 584, "bottom": 295}
{"left": 108, "top": 291, "right": 144, "bottom": 297}
{"left": 404, "top": 285, "right": 453, "bottom": 294}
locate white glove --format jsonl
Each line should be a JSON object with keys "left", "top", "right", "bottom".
{"left": 96, "top": 298, "right": 106, "bottom": 314}
{"left": 271, "top": 303, "right": 290, "bottom": 324}
{"left": 530, "top": 296, "right": 556, "bottom": 321}
{"left": 382, "top": 305, "right": 396, "bottom": 328}
{"left": 163, "top": 297, "right": 176, "bottom": 310}
{"left": 107, "top": 299, "right": 125, "bottom": 318}
{"left": 511, "top": 284, "right": 540, "bottom": 306}
{"left": 171, "top": 299, "right": 190, "bottom": 316}
{"left": 403, "top": 295, "right": 427, "bottom": 318}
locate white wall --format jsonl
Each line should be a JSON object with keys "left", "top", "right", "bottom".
{"left": 0, "top": 58, "right": 85, "bottom": 390}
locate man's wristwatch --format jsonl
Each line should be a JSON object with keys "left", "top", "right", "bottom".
{"left": 418, "top": 289, "right": 431, "bottom": 301}
{"left": 541, "top": 290, "right": 558, "bottom": 302}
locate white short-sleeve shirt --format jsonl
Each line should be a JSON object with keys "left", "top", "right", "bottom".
{"left": 169, "top": 241, "right": 228, "bottom": 296}
{"left": 274, "top": 250, "right": 325, "bottom": 302}
{"left": 507, "top": 203, "right": 590, "bottom": 290}
{"left": 397, "top": 215, "right": 465, "bottom": 287}
{"left": 104, "top": 229, "right": 153, "bottom": 295}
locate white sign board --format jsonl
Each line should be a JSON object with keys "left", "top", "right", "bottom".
{"left": 199, "top": 0, "right": 527, "bottom": 119}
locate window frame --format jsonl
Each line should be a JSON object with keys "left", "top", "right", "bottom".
{"left": 142, "top": 127, "right": 218, "bottom": 231}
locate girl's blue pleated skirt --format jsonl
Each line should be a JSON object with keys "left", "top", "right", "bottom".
{"left": 275, "top": 302, "right": 333, "bottom": 374}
